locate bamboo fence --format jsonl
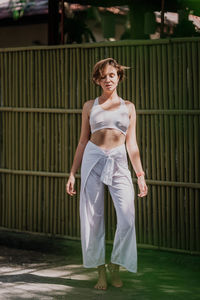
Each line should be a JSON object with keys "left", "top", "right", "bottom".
{"left": 0, "top": 38, "right": 200, "bottom": 254}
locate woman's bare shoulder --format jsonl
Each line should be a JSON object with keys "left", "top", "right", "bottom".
{"left": 83, "top": 99, "right": 95, "bottom": 108}
{"left": 124, "top": 100, "right": 136, "bottom": 114}
{"left": 82, "top": 99, "right": 95, "bottom": 116}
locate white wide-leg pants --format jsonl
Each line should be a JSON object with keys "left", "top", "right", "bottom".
{"left": 80, "top": 141, "right": 137, "bottom": 273}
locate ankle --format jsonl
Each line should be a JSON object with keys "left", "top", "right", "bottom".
{"left": 97, "top": 264, "right": 106, "bottom": 273}
{"left": 108, "top": 262, "right": 119, "bottom": 272}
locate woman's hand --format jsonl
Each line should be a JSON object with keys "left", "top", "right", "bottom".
{"left": 66, "top": 174, "right": 76, "bottom": 196}
{"left": 137, "top": 176, "right": 148, "bottom": 197}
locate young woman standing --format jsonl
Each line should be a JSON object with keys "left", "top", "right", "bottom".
{"left": 66, "top": 58, "right": 148, "bottom": 290}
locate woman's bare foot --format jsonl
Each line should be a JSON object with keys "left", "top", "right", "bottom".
{"left": 107, "top": 262, "right": 123, "bottom": 288}
{"left": 94, "top": 264, "right": 107, "bottom": 290}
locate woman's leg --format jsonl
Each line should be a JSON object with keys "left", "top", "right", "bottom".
{"left": 80, "top": 162, "right": 107, "bottom": 289}
{"left": 108, "top": 175, "right": 137, "bottom": 277}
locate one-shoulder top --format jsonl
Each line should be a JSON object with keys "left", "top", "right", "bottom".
{"left": 89, "top": 97, "right": 130, "bottom": 136}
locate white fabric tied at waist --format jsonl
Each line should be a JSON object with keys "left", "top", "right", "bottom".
{"left": 100, "top": 156, "right": 115, "bottom": 185}
{"left": 81, "top": 141, "right": 131, "bottom": 192}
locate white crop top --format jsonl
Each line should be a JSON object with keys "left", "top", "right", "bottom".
{"left": 89, "top": 97, "right": 130, "bottom": 135}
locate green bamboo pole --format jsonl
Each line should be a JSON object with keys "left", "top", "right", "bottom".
{"left": 126, "top": 46, "right": 131, "bottom": 101}
{"left": 53, "top": 50, "right": 57, "bottom": 108}
{"left": 195, "top": 189, "right": 200, "bottom": 251}
{"left": 72, "top": 114, "right": 76, "bottom": 236}
{"left": 28, "top": 106, "right": 34, "bottom": 231}
{"left": 167, "top": 44, "right": 173, "bottom": 109}
{"left": 153, "top": 44, "right": 159, "bottom": 246}
{"left": 176, "top": 45, "right": 185, "bottom": 248}
{"left": 189, "top": 115, "right": 195, "bottom": 251}
{"left": 0, "top": 54, "right": 5, "bottom": 229}
{"left": 4, "top": 54, "right": 8, "bottom": 106}
{"left": 45, "top": 176, "right": 50, "bottom": 233}
{"left": 146, "top": 114, "right": 152, "bottom": 245}
{"left": 159, "top": 113, "right": 166, "bottom": 247}
{"left": 72, "top": 49, "right": 76, "bottom": 107}
{"left": 1, "top": 174, "right": 5, "bottom": 226}
{"left": 187, "top": 43, "right": 193, "bottom": 109}
{"left": 182, "top": 43, "right": 188, "bottom": 249}
{"left": 8, "top": 172, "right": 11, "bottom": 228}
{"left": 50, "top": 177, "right": 54, "bottom": 233}
{"left": 1, "top": 109, "right": 6, "bottom": 226}
{"left": 8, "top": 52, "right": 11, "bottom": 106}
{"left": 64, "top": 112, "right": 68, "bottom": 236}
{"left": 80, "top": 48, "right": 85, "bottom": 104}
{"left": 194, "top": 116, "right": 200, "bottom": 250}
{"left": 121, "top": 46, "right": 126, "bottom": 98}
{"left": 137, "top": 113, "right": 143, "bottom": 242}
{"left": 50, "top": 113, "right": 55, "bottom": 233}
{"left": 91, "top": 47, "right": 96, "bottom": 97}
{"left": 155, "top": 113, "right": 161, "bottom": 246}
{"left": 57, "top": 50, "right": 61, "bottom": 108}
{"left": 192, "top": 42, "right": 198, "bottom": 109}
{"left": 138, "top": 45, "right": 145, "bottom": 243}
{"left": 29, "top": 50, "right": 34, "bottom": 232}
{"left": 38, "top": 112, "right": 42, "bottom": 232}
{"left": 60, "top": 50, "right": 64, "bottom": 108}
{"left": 58, "top": 178, "right": 62, "bottom": 235}
{"left": 144, "top": 45, "right": 150, "bottom": 108}
{"left": 42, "top": 50, "right": 46, "bottom": 108}
{"left": 54, "top": 178, "right": 58, "bottom": 234}
{"left": 139, "top": 46, "right": 145, "bottom": 109}
{"left": 11, "top": 112, "right": 15, "bottom": 228}
{"left": 152, "top": 115, "right": 158, "bottom": 245}
{"left": 18, "top": 110, "right": 23, "bottom": 230}
{"left": 182, "top": 43, "right": 187, "bottom": 109}
{"left": 33, "top": 113, "right": 38, "bottom": 231}
{"left": 131, "top": 46, "right": 136, "bottom": 103}
{"left": 68, "top": 112, "right": 73, "bottom": 236}
{"left": 168, "top": 43, "right": 177, "bottom": 248}
{"left": 173, "top": 44, "right": 178, "bottom": 109}
{"left": 165, "top": 115, "right": 171, "bottom": 248}
{"left": 178, "top": 43, "right": 183, "bottom": 109}
{"left": 154, "top": 45, "right": 159, "bottom": 109}
{"left": 77, "top": 179, "right": 80, "bottom": 237}
{"left": 142, "top": 116, "right": 147, "bottom": 244}
{"left": 0, "top": 54, "right": 5, "bottom": 106}
{"left": 170, "top": 115, "right": 177, "bottom": 249}
{"left": 60, "top": 178, "right": 64, "bottom": 235}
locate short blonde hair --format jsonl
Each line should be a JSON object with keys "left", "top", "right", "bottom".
{"left": 92, "top": 58, "right": 129, "bottom": 85}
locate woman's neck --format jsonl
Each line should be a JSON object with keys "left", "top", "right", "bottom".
{"left": 100, "top": 90, "right": 118, "bottom": 101}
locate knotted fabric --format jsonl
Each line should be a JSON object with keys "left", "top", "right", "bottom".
{"left": 100, "top": 156, "right": 114, "bottom": 185}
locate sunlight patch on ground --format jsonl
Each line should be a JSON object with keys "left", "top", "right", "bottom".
{"left": 0, "top": 282, "right": 73, "bottom": 299}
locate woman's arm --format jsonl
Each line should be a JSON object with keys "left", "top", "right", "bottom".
{"left": 126, "top": 102, "right": 148, "bottom": 197}
{"left": 66, "top": 100, "right": 92, "bottom": 196}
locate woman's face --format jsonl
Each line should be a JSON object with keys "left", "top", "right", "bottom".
{"left": 98, "top": 65, "right": 119, "bottom": 92}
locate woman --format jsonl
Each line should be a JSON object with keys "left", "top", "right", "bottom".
{"left": 66, "top": 58, "right": 148, "bottom": 290}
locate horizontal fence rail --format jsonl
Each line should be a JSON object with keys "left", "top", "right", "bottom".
{"left": 0, "top": 38, "right": 200, "bottom": 253}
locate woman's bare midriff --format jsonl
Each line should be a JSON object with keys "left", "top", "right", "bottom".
{"left": 90, "top": 129, "right": 126, "bottom": 150}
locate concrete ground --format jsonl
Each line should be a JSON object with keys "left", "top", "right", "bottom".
{"left": 0, "top": 231, "right": 200, "bottom": 300}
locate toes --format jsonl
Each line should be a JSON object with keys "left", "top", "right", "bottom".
{"left": 94, "top": 284, "right": 107, "bottom": 290}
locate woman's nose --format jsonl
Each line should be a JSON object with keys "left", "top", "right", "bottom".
{"left": 105, "top": 76, "right": 110, "bottom": 82}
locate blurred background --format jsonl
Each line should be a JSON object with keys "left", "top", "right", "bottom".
{"left": 0, "top": 0, "right": 200, "bottom": 48}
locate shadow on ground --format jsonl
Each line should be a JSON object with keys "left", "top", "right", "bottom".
{"left": 0, "top": 231, "right": 200, "bottom": 300}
